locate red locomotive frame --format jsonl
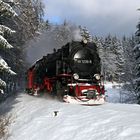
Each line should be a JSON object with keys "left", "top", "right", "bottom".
{"left": 26, "top": 67, "right": 105, "bottom": 105}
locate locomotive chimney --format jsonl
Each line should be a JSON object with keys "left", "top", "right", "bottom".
{"left": 53, "top": 48, "right": 56, "bottom": 53}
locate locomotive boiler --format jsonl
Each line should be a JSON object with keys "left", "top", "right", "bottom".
{"left": 26, "top": 40, "right": 105, "bottom": 105}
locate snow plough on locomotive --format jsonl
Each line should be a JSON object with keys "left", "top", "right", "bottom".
{"left": 26, "top": 40, "right": 105, "bottom": 105}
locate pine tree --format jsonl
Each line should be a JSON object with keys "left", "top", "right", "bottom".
{"left": 3, "top": 0, "right": 45, "bottom": 89}
{"left": 79, "top": 26, "right": 92, "bottom": 42}
{"left": 96, "top": 35, "right": 125, "bottom": 82}
{"left": 14, "top": 0, "right": 44, "bottom": 41}
{"left": 112, "top": 36, "right": 125, "bottom": 81}
{"left": 134, "top": 18, "right": 140, "bottom": 103}
{"left": 0, "top": 0, "right": 17, "bottom": 94}
{"left": 123, "top": 36, "right": 136, "bottom": 91}
{"left": 101, "top": 35, "right": 117, "bottom": 81}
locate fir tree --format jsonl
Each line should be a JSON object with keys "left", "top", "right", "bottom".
{"left": 0, "top": 0, "right": 16, "bottom": 94}
{"left": 134, "top": 16, "right": 140, "bottom": 103}
{"left": 79, "top": 26, "right": 92, "bottom": 42}
{"left": 123, "top": 36, "right": 136, "bottom": 91}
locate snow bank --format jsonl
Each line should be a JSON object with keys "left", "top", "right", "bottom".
{"left": 6, "top": 91, "right": 140, "bottom": 140}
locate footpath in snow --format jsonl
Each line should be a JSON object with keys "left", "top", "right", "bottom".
{"left": 1, "top": 83, "right": 140, "bottom": 140}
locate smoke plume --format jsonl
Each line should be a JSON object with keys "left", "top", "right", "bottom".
{"left": 25, "top": 24, "right": 82, "bottom": 64}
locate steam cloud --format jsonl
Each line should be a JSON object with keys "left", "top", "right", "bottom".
{"left": 26, "top": 24, "right": 82, "bottom": 64}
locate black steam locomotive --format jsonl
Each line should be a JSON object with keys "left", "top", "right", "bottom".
{"left": 26, "top": 40, "right": 105, "bottom": 105}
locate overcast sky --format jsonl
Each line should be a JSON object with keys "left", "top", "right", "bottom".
{"left": 43, "top": 0, "right": 140, "bottom": 37}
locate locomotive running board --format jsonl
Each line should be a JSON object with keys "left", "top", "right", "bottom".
{"left": 63, "top": 95, "right": 105, "bottom": 105}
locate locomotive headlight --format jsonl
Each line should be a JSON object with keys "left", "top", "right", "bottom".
{"left": 73, "top": 73, "right": 79, "bottom": 80}
{"left": 94, "top": 74, "right": 100, "bottom": 80}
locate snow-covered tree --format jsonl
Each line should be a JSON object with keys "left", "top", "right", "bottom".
{"left": 100, "top": 35, "right": 117, "bottom": 81}
{"left": 122, "top": 36, "right": 136, "bottom": 90}
{"left": 134, "top": 19, "right": 140, "bottom": 103}
{"left": 112, "top": 37, "right": 125, "bottom": 81}
{"left": 94, "top": 35, "right": 125, "bottom": 82}
{"left": 79, "top": 26, "right": 92, "bottom": 42}
{"left": 0, "top": 0, "right": 17, "bottom": 94}
{"left": 13, "top": 0, "right": 44, "bottom": 41}
{"left": 0, "top": 0, "right": 17, "bottom": 49}
{"left": 93, "top": 36, "right": 107, "bottom": 78}
{"left": 53, "top": 22, "right": 72, "bottom": 45}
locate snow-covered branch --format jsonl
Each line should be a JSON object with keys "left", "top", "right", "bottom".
{"left": 0, "top": 0, "right": 17, "bottom": 17}
{"left": 0, "top": 78, "right": 6, "bottom": 87}
{"left": 0, "top": 57, "right": 16, "bottom": 75}
{"left": 0, "top": 35, "right": 13, "bottom": 49}
{"left": 134, "top": 44, "right": 140, "bottom": 51}
{"left": 0, "top": 25, "right": 16, "bottom": 36}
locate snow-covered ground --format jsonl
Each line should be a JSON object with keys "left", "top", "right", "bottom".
{"left": 1, "top": 83, "right": 140, "bottom": 140}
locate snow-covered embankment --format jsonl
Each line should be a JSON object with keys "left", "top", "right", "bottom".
{"left": 2, "top": 83, "right": 140, "bottom": 140}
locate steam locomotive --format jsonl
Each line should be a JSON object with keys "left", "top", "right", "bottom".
{"left": 26, "top": 40, "right": 105, "bottom": 105}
